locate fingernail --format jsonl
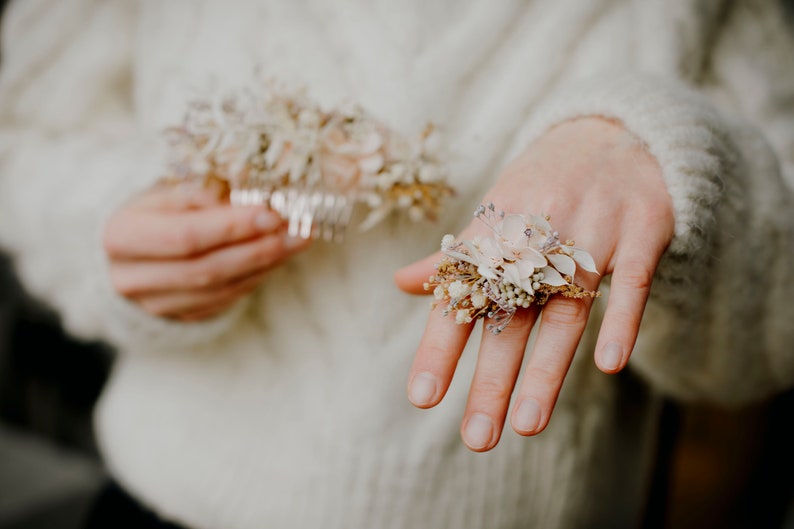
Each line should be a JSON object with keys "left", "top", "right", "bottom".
{"left": 601, "top": 341, "right": 623, "bottom": 371}
{"left": 408, "top": 372, "right": 437, "bottom": 406}
{"left": 513, "top": 398, "right": 541, "bottom": 433}
{"left": 463, "top": 413, "right": 494, "bottom": 450}
{"left": 255, "top": 211, "right": 281, "bottom": 232}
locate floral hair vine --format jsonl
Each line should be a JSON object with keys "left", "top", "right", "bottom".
{"left": 425, "top": 203, "right": 600, "bottom": 334}
{"left": 163, "top": 82, "right": 454, "bottom": 238}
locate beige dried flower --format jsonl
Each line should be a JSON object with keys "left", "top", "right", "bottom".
{"left": 427, "top": 203, "right": 600, "bottom": 334}
{"left": 164, "top": 82, "right": 454, "bottom": 234}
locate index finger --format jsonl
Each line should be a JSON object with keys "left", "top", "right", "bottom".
{"left": 407, "top": 307, "right": 475, "bottom": 408}
{"left": 103, "top": 206, "right": 284, "bottom": 260}
{"left": 394, "top": 251, "right": 443, "bottom": 295}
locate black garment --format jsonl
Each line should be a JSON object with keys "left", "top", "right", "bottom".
{"left": 83, "top": 481, "right": 188, "bottom": 529}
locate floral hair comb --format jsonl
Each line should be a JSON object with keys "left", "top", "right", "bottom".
{"left": 426, "top": 203, "right": 600, "bottom": 334}
{"left": 163, "top": 83, "right": 454, "bottom": 241}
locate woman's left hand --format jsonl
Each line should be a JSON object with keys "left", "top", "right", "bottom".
{"left": 394, "top": 117, "right": 675, "bottom": 452}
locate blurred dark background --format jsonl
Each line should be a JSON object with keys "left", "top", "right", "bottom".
{"left": 0, "top": 254, "right": 111, "bottom": 529}
{"left": 0, "top": 3, "right": 110, "bottom": 527}
{"left": 1, "top": 1, "right": 794, "bottom": 529}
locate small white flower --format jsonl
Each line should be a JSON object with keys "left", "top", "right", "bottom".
{"left": 298, "top": 108, "right": 320, "bottom": 128}
{"left": 448, "top": 280, "right": 471, "bottom": 299}
{"left": 470, "top": 290, "right": 487, "bottom": 309}
{"left": 456, "top": 309, "right": 472, "bottom": 324}
{"left": 502, "top": 261, "right": 535, "bottom": 293}
{"left": 418, "top": 165, "right": 440, "bottom": 183}
{"left": 390, "top": 162, "right": 408, "bottom": 179}
{"left": 408, "top": 205, "right": 424, "bottom": 222}
{"left": 396, "top": 195, "right": 413, "bottom": 208}
{"left": 433, "top": 285, "right": 445, "bottom": 300}
{"left": 375, "top": 172, "right": 397, "bottom": 190}
{"left": 365, "top": 192, "right": 383, "bottom": 208}
{"left": 441, "top": 234, "right": 456, "bottom": 250}
{"left": 358, "top": 153, "right": 384, "bottom": 174}
{"left": 467, "top": 236, "right": 504, "bottom": 281}
{"left": 496, "top": 214, "right": 547, "bottom": 269}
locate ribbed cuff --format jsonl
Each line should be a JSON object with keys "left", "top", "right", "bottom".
{"left": 106, "top": 291, "right": 247, "bottom": 353}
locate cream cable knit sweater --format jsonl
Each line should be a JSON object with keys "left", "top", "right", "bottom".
{"left": 1, "top": 1, "right": 793, "bottom": 528}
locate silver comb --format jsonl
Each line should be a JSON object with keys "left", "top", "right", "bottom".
{"left": 230, "top": 187, "right": 355, "bottom": 242}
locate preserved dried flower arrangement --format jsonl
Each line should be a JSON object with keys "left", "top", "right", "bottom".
{"left": 426, "top": 204, "right": 600, "bottom": 334}
{"left": 163, "top": 83, "right": 454, "bottom": 239}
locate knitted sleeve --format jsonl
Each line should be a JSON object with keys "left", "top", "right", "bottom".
{"left": 0, "top": 0, "right": 250, "bottom": 352}
{"left": 515, "top": 5, "right": 794, "bottom": 405}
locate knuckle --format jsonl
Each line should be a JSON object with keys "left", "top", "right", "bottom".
{"left": 527, "top": 364, "right": 562, "bottom": 392}
{"left": 631, "top": 200, "right": 675, "bottom": 238}
{"left": 174, "top": 225, "right": 204, "bottom": 256}
{"left": 615, "top": 260, "right": 654, "bottom": 291}
{"left": 219, "top": 215, "right": 242, "bottom": 241}
{"left": 505, "top": 307, "right": 535, "bottom": 328}
{"left": 193, "top": 273, "right": 216, "bottom": 289}
{"left": 540, "top": 299, "right": 588, "bottom": 328}
{"left": 421, "top": 341, "right": 453, "bottom": 361}
{"left": 191, "top": 263, "right": 223, "bottom": 288}
{"left": 101, "top": 219, "right": 125, "bottom": 259}
{"left": 473, "top": 375, "right": 513, "bottom": 403}
{"left": 250, "top": 240, "right": 279, "bottom": 265}
{"left": 634, "top": 195, "right": 671, "bottom": 220}
{"left": 109, "top": 270, "right": 138, "bottom": 297}
{"left": 418, "top": 335, "right": 462, "bottom": 364}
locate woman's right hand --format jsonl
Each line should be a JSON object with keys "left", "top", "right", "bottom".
{"left": 102, "top": 181, "right": 310, "bottom": 321}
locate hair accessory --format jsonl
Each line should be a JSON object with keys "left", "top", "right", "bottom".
{"left": 163, "top": 83, "right": 453, "bottom": 241}
{"left": 426, "top": 203, "right": 600, "bottom": 334}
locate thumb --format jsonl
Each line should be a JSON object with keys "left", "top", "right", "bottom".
{"left": 394, "top": 251, "right": 443, "bottom": 295}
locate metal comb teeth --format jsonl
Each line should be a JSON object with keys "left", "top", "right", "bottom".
{"left": 230, "top": 188, "right": 355, "bottom": 242}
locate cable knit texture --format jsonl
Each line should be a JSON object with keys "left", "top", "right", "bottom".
{"left": 1, "top": 1, "right": 793, "bottom": 528}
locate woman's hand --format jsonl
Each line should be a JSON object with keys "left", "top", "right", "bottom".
{"left": 394, "top": 117, "right": 675, "bottom": 451}
{"left": 103, "top": 180, "right": 310, "bottom": 322}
